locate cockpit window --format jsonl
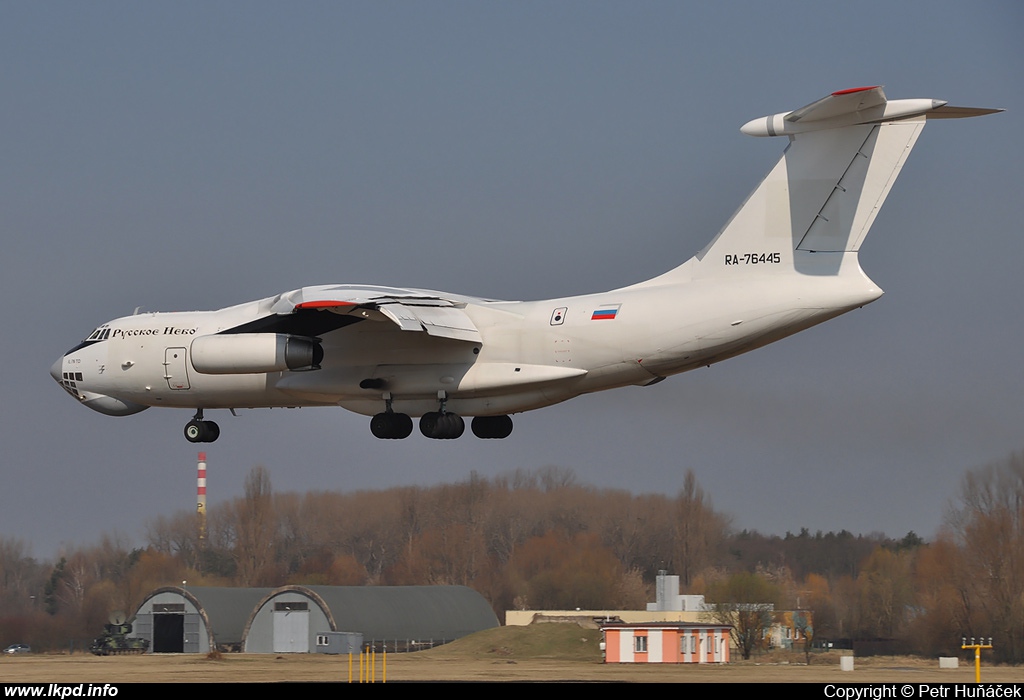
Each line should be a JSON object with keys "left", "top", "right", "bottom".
{"left": 65, "top": 326, "right": 111, "bottom": 355}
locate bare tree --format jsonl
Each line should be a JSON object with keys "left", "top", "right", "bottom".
{"left": 674, "top": 470, "right": 729, "bottom": 587}
{"left": 0, "top": 537, "right": 44, "bottom": 615}
{"left": 857, "top": 547, "right": 914, "bottom": 639}
{"left": 945, "top": 452, "right": 1024, "bottom": 662}
{"left": 234, "top": 466, "right": 277, "bottom": 586}
{"left": 706, "top": 572, "right": 781, "bottom": 659}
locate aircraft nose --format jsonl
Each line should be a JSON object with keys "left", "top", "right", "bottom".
{"left": 50, "top": 357, "right": 62, "bottom": 382}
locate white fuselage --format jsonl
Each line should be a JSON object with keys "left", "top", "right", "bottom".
{"left": 54, "top": 254, "right": 880, "bottom": 419}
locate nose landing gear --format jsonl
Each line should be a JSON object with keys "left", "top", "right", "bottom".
{"left": 184, "top": 409, "right": 220, "bottom": 443}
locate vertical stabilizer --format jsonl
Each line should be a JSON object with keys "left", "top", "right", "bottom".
{"left": 634, "top": 87, "right": 1000, "bottom": 287}
{"left": 696, "top": 117, "right": 925, "bottom": 272}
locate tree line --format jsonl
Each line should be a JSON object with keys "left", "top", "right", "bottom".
{"left": 3, "top": 455, "right": 1024, "bottom": 662}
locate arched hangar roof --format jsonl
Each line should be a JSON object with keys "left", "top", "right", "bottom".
{"left": 246, "top": 585, "right": 498, "bottom": 642}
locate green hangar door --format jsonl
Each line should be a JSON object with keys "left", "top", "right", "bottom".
{"left": 273, "top": 601, "right": 309, "bottom": 653}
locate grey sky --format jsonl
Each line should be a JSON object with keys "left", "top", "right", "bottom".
{"left": 4, "top": 2, "right": 1022, "bottom": 558}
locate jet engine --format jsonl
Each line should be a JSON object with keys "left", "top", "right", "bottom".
{"left": 190, "top": 333, "right": 322, "bottom": 374}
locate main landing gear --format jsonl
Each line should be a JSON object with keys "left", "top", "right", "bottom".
{"left": 370, "top": 393, "right": 413, "bottom": 439}
{"left": 184, "top": 409, "right": 220, "bottom": 443}
{"left": 369, "top": 393, "right": 513, "bottom": 440}
{"left": 419, "top": 411, "right": 464, "bottom": 439}
{"left": 370, "top": 411, "right": 414, "bottom": 439}
{"left": 470, "top": 414, "right": 513, "bottom": 439}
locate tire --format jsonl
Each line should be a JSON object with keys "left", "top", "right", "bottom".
{"left": 184, "top": 420, "right": 204, "bottom": 443}
{"left": 370, "top": 413, "right": 391, "bottom": 438}
{"left": 393, "top": 413, "right": 413, "bottom": 439}
{"left": 419, "top": 411, "right": 441, "bottom": 438}
{"left": 490, "top": 414, "right": 512, "bottom": 439}
{"left": 444, "top": 413, "right": 465, "bottom": 439}
{"left": 471, "top": 415, "right": 513, "bottom": 439}
{"left": 203, "top": 421, "right": 220, "bottom": 442}
{"left": 422, "top": 412, "right": 464, "bottom": 439}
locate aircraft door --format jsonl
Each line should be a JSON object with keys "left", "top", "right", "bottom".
{"left": 164, "top": 347, "right": 191, "bottom": 390}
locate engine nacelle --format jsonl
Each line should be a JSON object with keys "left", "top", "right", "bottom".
{"left": 190, "top": 334, "right": 322, "bottom": 375}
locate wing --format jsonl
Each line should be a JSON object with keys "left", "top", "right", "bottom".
{"left": 272, "top": 284, "right": 483, "bottom": 343}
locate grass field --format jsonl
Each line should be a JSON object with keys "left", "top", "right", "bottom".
{"left": 2, "top": 624, "right": 1022, "bottom": 683}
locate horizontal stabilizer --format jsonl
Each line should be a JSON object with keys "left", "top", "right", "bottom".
{"left": 740, "top": 85, "right": 1000, "bottom": 137}
{"left": 927, "top": 105, "right": 1005, "bottom": 119}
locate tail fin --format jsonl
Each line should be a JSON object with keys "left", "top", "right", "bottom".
{"left": 642, "top": 86, "right": 1000, "bottom": 284}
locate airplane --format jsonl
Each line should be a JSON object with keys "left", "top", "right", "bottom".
{"left": 51, "top": 86, "right": 1000, "bottom": 442}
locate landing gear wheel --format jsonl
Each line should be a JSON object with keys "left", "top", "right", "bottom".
{"left": 471, "top": 415, "right": 513, "bottom": 439}
{"left": 441, "top": 412, "right": 465, "bottom": 439}
{"left": 184, "top": 419, "right": 220, "bottom": 443}
{"left": 370, "top": 412, "right": 412, "bottom": 439}
{"left": 184, "top": 420, "right": 204, "bottom": 443}
{"left": 419, "top": 411, "right": 441, "bottom": 438}
{"left": 420, "top": 412, "right": 464, "bottom": 439}
{"left": 393, "top": 413, "right": 413, "bottom": 438}
{"left": 370, "top": 413, "right": 390, "bottom": 438}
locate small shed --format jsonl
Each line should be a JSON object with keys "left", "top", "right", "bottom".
{"left": 601, "top": 622, "right": 732, "bottom": 664}
{"left": 315, "top": 631, "right": 363, "bottom": 655}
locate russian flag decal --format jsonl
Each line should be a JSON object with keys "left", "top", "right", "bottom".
{"left": 591, "top": 305, "right": 620, "bottom": 320}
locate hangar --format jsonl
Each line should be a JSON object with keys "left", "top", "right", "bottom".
{"left": 132, "top": 586, "right": 273, "bottom": 653}
{"left": 242, "top": 585, "right": 498, "bottom": 653}
{"left": 129, "top": 584, "right": 498, "bottom": 653}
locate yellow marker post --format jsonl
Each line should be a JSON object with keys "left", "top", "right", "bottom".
{"left": 351, "top": 646, "right": 384, "bottom": 683}
{"left": 961, "top": 637, "right": 993, "bottom": 683}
